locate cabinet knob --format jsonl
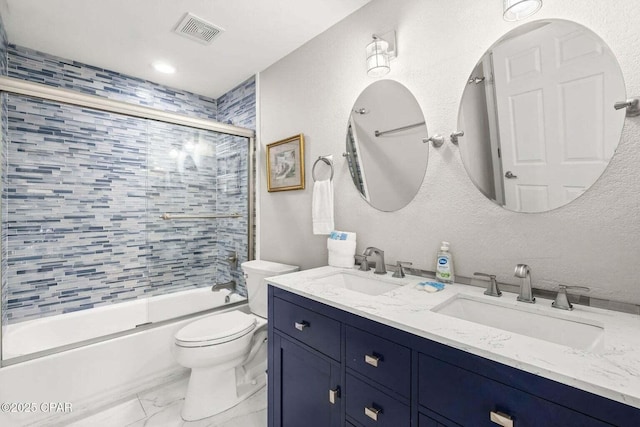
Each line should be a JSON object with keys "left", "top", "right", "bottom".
{"left": 490, "top": 411, "right": 514, "bottom": 427}
{"left": 294, "top": 321, "right": 309, "bottom": 331}
{"left": 364, "top": 353, "right": 381, "bottom": 368}
{"left": 328, "top": 387, "right": 340, "bottom": 404}
{"left": 364, "top": 405, "right": 382, "bottom": 421}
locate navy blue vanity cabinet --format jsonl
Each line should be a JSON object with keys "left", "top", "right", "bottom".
{"left": 345, "top": 326, "right": 411, "bottom": 399}
{"left": 419, "top": 412, "right": 461, "bottom": 427}
{"left": 344, "top": 325, "right": 411, "bottom": 426}
{"left": 272, "top": 334, "right": 341, "bottom": 426}
{"left": 415, "top": 337, "right": 640, "bottom": 427}
{"left": 418, "top": 353, "right": 611, "bottom": 426}
{"left": 269, "top": 292, "right": 343, "bottom": 427}
{"left": 268, "top": 286, "right": 640, "bottom": 427}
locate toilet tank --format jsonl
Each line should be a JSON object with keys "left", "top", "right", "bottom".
{"left": 241, "top": 260, "right": 299, "bottom": 318}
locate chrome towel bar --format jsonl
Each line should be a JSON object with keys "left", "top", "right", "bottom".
{"left": 374, "top": 121, "right": 425, "bottom": 137}
{"left": 160, "top": 213, "right": 241, "bottom": 220}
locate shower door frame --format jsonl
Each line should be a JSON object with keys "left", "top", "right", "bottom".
{"left": 0, "top": 76, "right": 256, "bottom": 366}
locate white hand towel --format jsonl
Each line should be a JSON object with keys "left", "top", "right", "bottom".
{"left": 312, "top": 179, "right": 334, "bottom": 235}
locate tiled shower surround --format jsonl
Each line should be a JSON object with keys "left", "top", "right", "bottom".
{"left": 1, "top": 16, "right": 8, "bottom": 329}
{"left": 2, "top": 44, "right": 255, "bottom": 324}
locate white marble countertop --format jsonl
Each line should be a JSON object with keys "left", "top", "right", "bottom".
{"left": 267, "top": 266, "right": 640, "bottom": 409}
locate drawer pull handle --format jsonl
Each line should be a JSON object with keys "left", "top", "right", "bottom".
{"left": 490, "top": 411, "right": 514, "bottom": 427}
{"left": 364, "top": 405, "right": 382, "bottom": 421}
{"left": 294, "top": 321, "right": 309, "bottom": 331}
{"left": 365, "top": 354, "right": 381, "bottom": 367}
{"left": 329, "top": 387, "right": 340, "bottom": 404}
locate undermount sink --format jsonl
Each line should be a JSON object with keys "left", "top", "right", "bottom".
{"left": 311, "top": 271, "right": 404, "bottom": 296}
{"left": 432, "top": 295, "right": 605, "bottom": 352}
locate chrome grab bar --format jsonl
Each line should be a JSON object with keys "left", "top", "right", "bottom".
{"left": 161, "top": 213, "right": 241, "bottom": 220}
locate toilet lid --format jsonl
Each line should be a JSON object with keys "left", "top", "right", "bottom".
{"left": 175, "top": 311, "right": 256, "bottom": 346}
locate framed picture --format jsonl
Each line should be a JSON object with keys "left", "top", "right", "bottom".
{"left": 266, "top": 134, "right": 305, "bottom": 192}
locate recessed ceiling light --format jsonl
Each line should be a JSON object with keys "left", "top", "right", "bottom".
{"left": 152, "top": 61, "right": 176, "bottom": 74}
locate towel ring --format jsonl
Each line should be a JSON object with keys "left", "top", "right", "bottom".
{"left": 312, "top": 156, "right": 334, "bottom": 181}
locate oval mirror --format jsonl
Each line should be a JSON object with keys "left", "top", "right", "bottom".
{"left": 457, "top": 19, "right": 626, "bottom": 213}
{"left": 345, "top": 80, "right": 428, "bottom": 211}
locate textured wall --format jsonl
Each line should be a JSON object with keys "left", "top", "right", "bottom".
{"left": 2, "top": 46, "right": 255, "bottom": 323}
{"left": 258, "top": 0, "right": 640, "bottom": 304}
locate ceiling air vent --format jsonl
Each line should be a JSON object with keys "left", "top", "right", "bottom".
{"left": 173, "top": 12, "right": 224, "bottom": 45}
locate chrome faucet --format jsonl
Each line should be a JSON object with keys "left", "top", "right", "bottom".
{"left": 363, "top": 247, "right": 386, "bottom": 275}
{"left": 552, "top": 285, "right": 590, "bottom": 311}
{"left": 514, "top": 264, "right": 535, "bottom": 303}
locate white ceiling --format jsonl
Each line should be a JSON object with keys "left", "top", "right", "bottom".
{"left": 2, "top": 0, "right": 370, "bottom": 98}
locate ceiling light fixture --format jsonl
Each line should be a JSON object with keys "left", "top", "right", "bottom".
{"left": 152, "top": 61, "right": 176, "bottom": 74}
{"left": 366, "top": 31, "right": 396, "bottom": 78}
{"left": 503, "top": 0, "right": 543, "bottom": 21}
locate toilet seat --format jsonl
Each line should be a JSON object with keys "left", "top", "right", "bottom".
{"left": 175, "top": 311, "right": 257, "bottom": 348}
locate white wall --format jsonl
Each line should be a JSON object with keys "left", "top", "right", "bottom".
{"left": 258, "top": 0, "right": 640, "bottom": 304}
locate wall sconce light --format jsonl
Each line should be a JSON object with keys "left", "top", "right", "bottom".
{"left": 366, "top": 31, "right": 396, "bottom": 77}
{"left": 503, "top": 0, "right": 543, "bottom": 21}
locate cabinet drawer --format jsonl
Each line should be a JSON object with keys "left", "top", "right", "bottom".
{"left": 346, "top": 374, "right": 410, "bottom": 426}
{"left": 272, "top": 297, "right": 341, "bottom": 360}
{"left": 418, "top": 353, "right": 610, "bottom": 427}
{"left": 419, "top": 412, "right": 460, "bottom": 427}
{"left": 346, "top": 326, "right": 411, "bottom": 398}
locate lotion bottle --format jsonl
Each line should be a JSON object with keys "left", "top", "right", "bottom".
{"left": 435, "top": 241, "right": 454, "bottom": 283}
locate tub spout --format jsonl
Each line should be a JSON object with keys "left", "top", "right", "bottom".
{"left": 211, "top": 280, "right": 236, "bottom": 293}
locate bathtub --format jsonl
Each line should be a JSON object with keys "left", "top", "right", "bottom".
{"left": 0, "top": 287, "right": 247, "bottom": 426}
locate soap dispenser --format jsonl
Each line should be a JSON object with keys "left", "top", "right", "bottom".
{"left": 435, "top": 241, "right": 454, "bottom": 283}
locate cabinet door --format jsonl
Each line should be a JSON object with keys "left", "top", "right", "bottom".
{"left": 272, "top": 335, "right": 341, "bottom": 427}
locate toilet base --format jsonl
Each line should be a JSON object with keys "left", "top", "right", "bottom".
{"left": 181, "top": 365, "right": 266, "bottom": 421}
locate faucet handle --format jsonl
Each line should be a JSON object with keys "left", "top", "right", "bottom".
{"left": 392, "top": 261, "right": 413, "bottom": 278}
{"left": 551, "top": 285, "right": 590, "bottom": 311}
{"left": 514, "top": 264, "right": 530, "bottom": 277}
{"left": 356, "top": 254, "right": 370, "bottom": 271}
{"left": 474, "top": 272, "right": 502, "bottom": 297}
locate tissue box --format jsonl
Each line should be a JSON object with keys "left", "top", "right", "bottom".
{"left": 327, "top": 238, "right": 356, "bottom": 268}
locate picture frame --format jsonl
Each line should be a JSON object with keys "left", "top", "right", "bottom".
{"left": 266, "top": 134, "right": 305, "bottom": 192}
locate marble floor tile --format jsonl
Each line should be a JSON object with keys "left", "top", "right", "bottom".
{"left": 126, "top": 400, "right": 184, "bottom": 427}
{"left": 138, "top": 377, "right": 190, "bottom": 418}
{"left": 67, "top": 397, "right": 147, "bottom": 427}
{"left": 71, "top": 376, "right": 267, "bottom": 427}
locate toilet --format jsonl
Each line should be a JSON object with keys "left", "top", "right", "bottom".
{"left": 173, "top": 260, "right": 299, "bottom": 421}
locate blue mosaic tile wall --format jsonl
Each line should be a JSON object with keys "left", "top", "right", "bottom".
{"left": 218, "top": 77, "right": 256, "bottom": 128}
{"left": 7, "top": 45, "right": 218, "bottom": 121}
{"left": 1, "top": 45, "right": 255, "bottom": 323}
{"left": 216, "top": 76, "right": 255, "bottom": 290}
{"left": 1, "top": 13, "right": 8, "bottom": 329}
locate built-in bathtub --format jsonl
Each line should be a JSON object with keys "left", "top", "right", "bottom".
{"left": 0, "top": 287, "right": 247, "bottom": 426}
